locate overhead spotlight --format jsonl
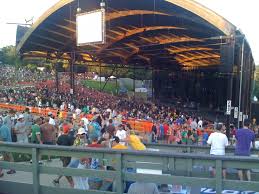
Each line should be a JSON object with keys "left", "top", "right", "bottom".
{"left": 77, "top": 7, "right": 82, "bottom": 13}
{"left": 77, "top": 0, "right": 81, "bottom": 13}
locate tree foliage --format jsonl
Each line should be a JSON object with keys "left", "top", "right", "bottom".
{"left": 0, "top": 45, "right": 21, "bottom": 67}
{"left": 253, "top": 66, "right": 259, "bottom": 98}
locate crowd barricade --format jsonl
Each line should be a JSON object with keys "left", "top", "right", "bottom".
{"left": 0, "top": 103, "right": 153, "bottom": 132}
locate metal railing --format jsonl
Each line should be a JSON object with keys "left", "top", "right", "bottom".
{"left": 146, "top": 143, "right": 259, "bottom": 155}
{"left": 0, "top": 142, "right": 259, "bottom": 194}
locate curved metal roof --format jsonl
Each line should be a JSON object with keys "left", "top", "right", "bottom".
{"left": 17, "top": 0, "right": 238, "bottom": 70}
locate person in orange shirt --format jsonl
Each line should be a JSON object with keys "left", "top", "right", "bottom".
{"left": 111, "top": 136, "right": 128, "bottom": 149}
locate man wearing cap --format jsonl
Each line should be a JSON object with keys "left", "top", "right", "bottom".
{"left": 111, "top": 136, "right": 128, "bottom": 149}
{"left": 53, "top": 124, "right": 74, "bottom": 186}
{"left": 14, "top": 114, "right": 28, "bottom": 143}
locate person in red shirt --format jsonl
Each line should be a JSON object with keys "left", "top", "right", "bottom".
{"left": 88, "top": 136, "right": 103, "bottom": 148}
{"left": 163, "top": 122, "right": 169, "bottom": 143}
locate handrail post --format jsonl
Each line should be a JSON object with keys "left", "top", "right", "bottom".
{"left": 115, "top": 153, "right": 123, "bottom": 194}
{"left": 32, "top": 148, "right": 40, "bottom": 194}
{"left": 215, "top": 159, "right": 223, "bottom": 193}
{"left": 187, "top": 146, "right": 191, "bottom": 153}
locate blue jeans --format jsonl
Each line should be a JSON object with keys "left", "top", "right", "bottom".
{"left": 67, "top": 159, "right": 80, "bottom": 168}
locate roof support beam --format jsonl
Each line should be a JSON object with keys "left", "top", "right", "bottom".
{"left": 29, "top": 42, "right": 59, "bottom": 51}
{"left": 31, "top": 34, "right": 66, "bottom": 46}
{"left": 40, "top": 28, "right": 72, "bottom": 39}
{"left": 98, "top": 26, "right": 185, "bottom": 54}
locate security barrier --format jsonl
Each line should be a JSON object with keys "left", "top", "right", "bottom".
{"left": 0, "top": 142, "right": 259, "bottom": 194}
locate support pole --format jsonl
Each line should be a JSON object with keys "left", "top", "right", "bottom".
{"left": 70, "top": 52, "right": 75, "bottom": 103}
{"left": 238, "top": 37, "right": 245, "bottom": 129}
{"left": 99, "top": 62, "right": 101, "bottom": 91}
{"left": 133, "top": 63, "right": 136, "bottom": 100}
{"left": 226, "top": 38, "right": 235, "bottom": 139}
{"left": 55, "top": 64, "right": 59, "bottom": 94}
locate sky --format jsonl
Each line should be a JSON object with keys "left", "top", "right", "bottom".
{"left": 0, "top": 0, "right": 258, "bottom": 64}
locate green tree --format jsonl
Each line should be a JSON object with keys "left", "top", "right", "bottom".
{"left": 0, "top": 45, "right": 21, "bottom": 66}
{"left": 253, "top": 65, "right": 259, "bottom": 98}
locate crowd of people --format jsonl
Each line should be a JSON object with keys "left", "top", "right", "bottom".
{"left": 0, "top": 66, "right": 53, "bottom": 86}
{"left": 0, "top": 105, "right": 258, "bottom": 191}
{"left": 0, "top": 65, "right": 259, "bottom": 193}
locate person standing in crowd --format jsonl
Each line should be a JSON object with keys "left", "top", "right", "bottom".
{"left": 0, "top": 118, "right": 16, "bottom": 177}
{"left": 23, "top": 108, "right": 33, "bottom": 132}
{"left": 31, "top": 118, "right": 42, "bottom": 144}
{"left": 151, "top": 121, "right": 158, "bottom": 143}
{"left": 181, "top": 125, "right": 188, "bottom": 145}
{"left": 202, "top": 129, "right": 209, "bottom": 146}
{"left": 48, "top": 112, "right": 56, "bottom": 126}
{"left": 53, "top": 125, "right": 74, "bottom": 186}
{"left": 207, "top": 123, "right": 228, "bottom": 179}
{"left": 3, "top": 110, "right": 16, "bottom": 142}
{"left": 14, "top": 114, "right": 28, "bottom": 143}
{"left": 115, "top": 124, "right": 127, "bottom": 145}
{"left": 40, "top": 117, "right": 57, "bottom": 145}
{"left": 40, "top": 117, "right": 57, "bottom": 161}
{"left": 106, "top": 119, "right": 115, "bottom": 137}
{"left": 126, "top": 131, "right": 146, "bottom": 151}
{"left": 235, "top": 119, "right": 255, "bottom": 181}
{"left": 198, "top": 117, "right": 203, "bottom": 129}
{"left": 190, "top": 118, "right": 198, "bottom": 131}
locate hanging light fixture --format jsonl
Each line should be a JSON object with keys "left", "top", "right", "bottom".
{"left": 77, "top": 0, "right": 81, "bottom": 13}
{"left": 100, "top": 0, "right": 105, "bottom": 9}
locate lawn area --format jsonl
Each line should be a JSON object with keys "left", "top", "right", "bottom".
{"left": 82, "top": 80, "right": 119, "bottom": 94}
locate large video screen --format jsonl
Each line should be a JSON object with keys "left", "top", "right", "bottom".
{"left": 76, "top": 9, "right": 105, "bottom": 46}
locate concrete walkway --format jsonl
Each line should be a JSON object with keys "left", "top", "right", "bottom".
{"left": 0, "top": 159, "right": 70, "bottom": 188}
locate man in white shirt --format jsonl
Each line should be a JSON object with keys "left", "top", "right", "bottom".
{"left": 207, "top": 123, "right": 228, "bottom": 179}
{"left": 48, "top": 112, "right": 56, "bottom": 126}
{"left": 190, "top": 118, "right": 198, "bottom": 131}
{"left": 115, "top": 124, "right": 127, "bottom": 145}
{"left": 75, "top": 108, "right": 81, "bottom": 116}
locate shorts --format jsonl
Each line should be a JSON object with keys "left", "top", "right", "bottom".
{"left": 60, "top": 157, "right": 71, "bottom": 167}
{"left": 17, "top": 137, "right": 28, "bottom": 143}
{"left": 168, "top": 135, "right": 174, "bottom": 142}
